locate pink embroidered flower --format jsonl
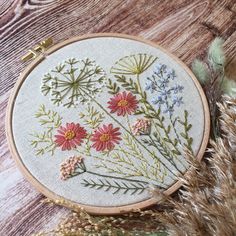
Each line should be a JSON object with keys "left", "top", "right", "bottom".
{"left": 108, "top": 91, "right": 138, "bottom": 116}
{"left": 91, "top": 124, "right": 121, "bottom": 151}
{"left": 54, "top": 123, "right": 87, "bottom": 151}
{"left": 132, "top": 118, "right": 151, "bottom": 136}
{"left": 60, "top": 156, "right": 84, "bottom": 180}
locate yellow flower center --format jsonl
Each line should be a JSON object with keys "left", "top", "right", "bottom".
{"left": 118, "top": 99, "right": 128, "bottom": 107}
{"left": 65, "top": 130, "right": 76, "bottom": 140}
{"left": 100, "top": 133, "right": 110, "bottom": 142}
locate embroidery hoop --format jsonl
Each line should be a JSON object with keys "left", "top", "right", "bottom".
{"left": 6, "top": 33, "right": 210, "bottom": 215}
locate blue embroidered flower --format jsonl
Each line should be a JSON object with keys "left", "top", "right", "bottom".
{"left": 160, "top": 90, "right": 171, "bottom": 99}
{"left": 166, "top": 68, "right": 176, "bottom": 80}
{"left": 145, "top": 80, "right": 156, "bottom": 93}
{"left": 163, "top": 106, "right": 174, "bottom": 115}
{"left": 146, "top": 63, "right": 184, "bottom": 115}
{"left": 159, "top": 77, "right": 169, "bottom": 88}
{"left": 151, "top": 95, "right": 165, "bottom": 105}
{"left": 155, "top": 63, "right": 167, "bottom": 74}
{"left": 172, "top": 84, "right": 184, "bottom": 94}
{"left": 173, "top": 96, "right": 183, "bottom": 107}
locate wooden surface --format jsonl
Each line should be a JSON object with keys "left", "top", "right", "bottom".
{"left": 0, "top": 0, "right": 235, "bottom": 235}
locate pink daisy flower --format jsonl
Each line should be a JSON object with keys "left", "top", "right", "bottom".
{"left": 91, "top": 124, "right": 121, "bottom": 151}
{"left": 108, "top": 91, "right": 138, "bottom": 116}
{"left": 54, "top": 122, "right": 87, "bottom": 151}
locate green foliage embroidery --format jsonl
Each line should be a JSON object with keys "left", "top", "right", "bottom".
{"left": 30, "top": 131, "right": 56, "bottom": 156}
{"left": 81, "top": 178, "right": 146, "bottom": 195}
{"left": 30, "top": 105, "right": 62, "bottom": 156}
{"left": 94, "top": 133, "right": 168, "bottom": 187}
{"left": 106, "top": 78, "right": 120, "bottom": 94}
{"left": 60, "top": 156, "right": 153, "bottom": 194}
{"left": 178, "top": 110, "right": 193, "bottom": 153}
{"left": 79, "top": 105, "right": 105, "bottom": 129}
{"left": 35, "top": 104, "right": 62, "bottom": 132}
{"left": 41, "top": 58, "right": 106, "bottom": 108}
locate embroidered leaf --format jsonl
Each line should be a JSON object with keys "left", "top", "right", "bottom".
{"left": 172, "top": 150, "right": 181, "bottom": 155}
{"left": 79, "top": 105, "right": 105, "bottom": 129}
{"left": 30, "top": 105, "right": 62, "bottom": 156}
{"left": 106, "top": 78, "right": 120, "bottom": 94}
{"left": 30, "top": 131, "right": 56, "bottom": 156}
{"left": 35, "top": 104, "right": 62, "bottom": 132}
{"left": 115, "top": 75, "right": 140, "bottom": 94}
{"left": 177, "top": 110, "right": 193, "bottom": 153}
{"left": 187, "top": 124, "right": 192, "bottom": 131}
{"left": 81, "top": 178, "right": 147, "bottom": 195}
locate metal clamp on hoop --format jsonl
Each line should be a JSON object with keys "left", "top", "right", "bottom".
{"left": 21, "top": 38, "right": 53, "bottom": 62}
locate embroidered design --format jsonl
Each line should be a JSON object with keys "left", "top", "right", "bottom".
{"left": 54, "top": 123, "right": 87, "bottom": 151}
{"left": 41, "top": 58, "right": 105, "bottom": 108}
{"left": 132, "top": 118, "right": 151, "bottom": 136}
{"left": 30, "top": 54, "right": 195, "bottom": 196}
{"left": 108, "top": 91, "right": 138, "bottom": 116}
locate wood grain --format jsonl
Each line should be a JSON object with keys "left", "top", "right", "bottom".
{"left": 0, "top": 0, "right": 235, "bottom": 235}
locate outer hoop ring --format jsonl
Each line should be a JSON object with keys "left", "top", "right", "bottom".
{"left": 6, "top": 33, "right": 210, "bottom": 215}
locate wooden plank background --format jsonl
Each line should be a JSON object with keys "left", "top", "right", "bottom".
{"left": 0, "top": 0, "right": 235, "bottom": 235}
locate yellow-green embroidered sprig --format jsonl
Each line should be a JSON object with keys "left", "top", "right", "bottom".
{"left": 59, "top": 154, "right": 166, "bottom": 193}
{"left": 79, "top": 105, "right": 105, "bottom": 129}
{"left": 94, "top": 133, "right": 169, "bottom": 187}
{"left": 30, "top": 105, "right": 62, "bottom": 156}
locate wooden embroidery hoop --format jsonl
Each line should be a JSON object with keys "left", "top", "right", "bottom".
{"left": 6, "top": 33, "right": 210, "bottom": 215}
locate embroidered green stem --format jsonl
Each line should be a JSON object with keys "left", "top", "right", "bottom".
{"left": 143, "top": 135, "right": 184, "bottom": 174}
{"left": 81, "top": 178, "right": 147, "bottom": 195}
{"left": 153, "top": 124, "right": 186, "bottom": 169}
{"left": 178, "top": 110, "right": 193, "bottom": 153}
{"left": 120, "top": 135, "right": 169, "bottom": 183}
{"left": 94, "top": 152, "right": 169, "bottom": 187}
{"left": 31, "top": 105, "right": 62, "bottom": 156}
{"left": 86, "top": 170, "right": 151, "bottom": 185}
{"left": 166, "top": 100, "right": 182, "bottom": 145}
{"left": 152, "top": 123, "right": 187, "bottom": 170}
